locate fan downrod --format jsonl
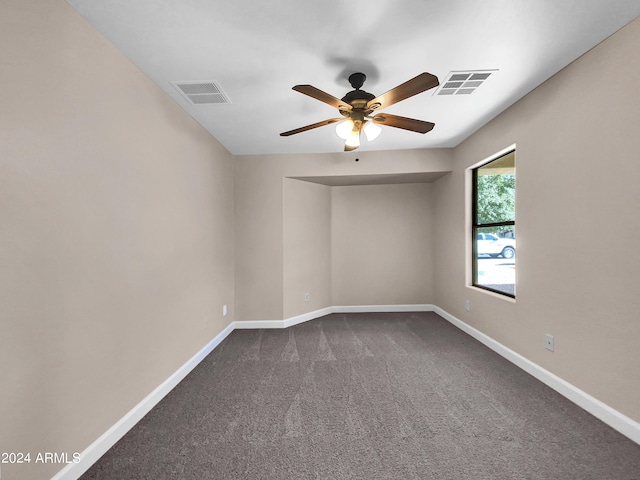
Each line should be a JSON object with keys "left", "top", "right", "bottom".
{"left": 342, "top": 72, "right": 375, "bottom": 106}
{"left": 348, "top": 72, "right": 367, "bottom": 90}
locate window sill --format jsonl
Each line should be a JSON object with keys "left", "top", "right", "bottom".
{"left": 466, "top": 285, "right": 516, "bottom": 303}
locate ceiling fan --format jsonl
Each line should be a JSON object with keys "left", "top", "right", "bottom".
{"left": 280, "top": 72, "right": 439, "bottom": 151}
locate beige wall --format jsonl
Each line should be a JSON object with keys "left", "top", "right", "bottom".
{"left": 283, "top": 179, "right": 332, "bottom": 318}
{"left": 0, "top": 1, "right": 234, "bottom": 479}
{"left": 234, "top": 157, "right": 285, "bottom": 320}
{"left": 332, "top": 183, "right": 434, "bottom": 306}
{"left": 234, "top": 149, "right": 452, "bottom": 320}
{"left": 433, "top": 16, "right": 640, "bottom": 422}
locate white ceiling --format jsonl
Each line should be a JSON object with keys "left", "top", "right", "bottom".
{"left": 67, "top": 0, "right": 640, "bottom": 156}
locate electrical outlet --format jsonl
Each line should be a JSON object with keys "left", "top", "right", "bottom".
{"left": 465, "top": 300, "right": 471, "bottom": 311}
{"left": 304, "top": 293, "right": 310, "bottom": 302}
{"left": 223, "top": 304, "right": 228, "bottom": 316}
{"left": 545, "top": 334, "right": 555, "bottom": 352}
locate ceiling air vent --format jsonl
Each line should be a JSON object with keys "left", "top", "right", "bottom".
{"left": 436, "top": 70, "right": 496, "bottom": 96}
{"left": 171, "top": 80, "right": 231, "bottom": 105}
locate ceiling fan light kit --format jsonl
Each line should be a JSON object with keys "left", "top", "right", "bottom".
{"left": 363, "top": 121, "right": 381, "bottom": 141}
{"left": 344, "top": 130, "right": 360, "bottom": 151}
{"left": 280, "top": 72, "right": 439, "bottom": 151}
{"left": 335, "top": 119, "right": 354, "bottom": 140}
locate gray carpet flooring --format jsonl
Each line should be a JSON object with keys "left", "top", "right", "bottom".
{"left": 80, "top": 312, "right": 640, "bottom": 479}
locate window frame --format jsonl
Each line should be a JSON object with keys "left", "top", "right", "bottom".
{"left": 471, "top": 148, "right": 516, "bottom": 299}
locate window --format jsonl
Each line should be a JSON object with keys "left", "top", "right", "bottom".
{"left": 472, "top": 149, "right": 516, "bottom": 297}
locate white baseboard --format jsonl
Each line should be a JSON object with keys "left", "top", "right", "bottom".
{"left": 51, "top": 322, "right": 236, "bottom": 480}
{"left": 232, "top": 304, "right": 435, "bottom": 330}
{"left": 54, "top": 303, "right": 640, "bottom": 479}
{"left": 232, "top": 319, "right": 285, "bottom": 329}
{"left": 333, "top": 304, "right": 435, "bottom": 313}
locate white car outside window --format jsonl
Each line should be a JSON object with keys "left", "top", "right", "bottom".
{"left": 477, "top": 233, "right": 515, "bottom": 259}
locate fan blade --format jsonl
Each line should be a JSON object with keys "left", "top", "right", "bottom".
{"left": 280, "top": 118, "right": 343, "bottom": 137}
{"left": 366, "top": 72, "right": 439, "bottom": 111}
{"left": 292, "top": 85, "right": 352, "bottom": 111}
{"left": 344, "top": 144, "right": 358, "bottom": 152}
{"left": 372, "top": 113, "right": 435, "bottom": 133}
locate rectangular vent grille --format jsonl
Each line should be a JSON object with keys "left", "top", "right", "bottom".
{"left": 171, "top": 80, "right": 231, "bottom": 105}
{"left": 436, "top": 70, "right": 496, "bottom": 96}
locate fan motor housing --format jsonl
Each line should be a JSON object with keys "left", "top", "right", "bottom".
{"left": 341, "top": 89, "right": 375, "bottom": 105}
